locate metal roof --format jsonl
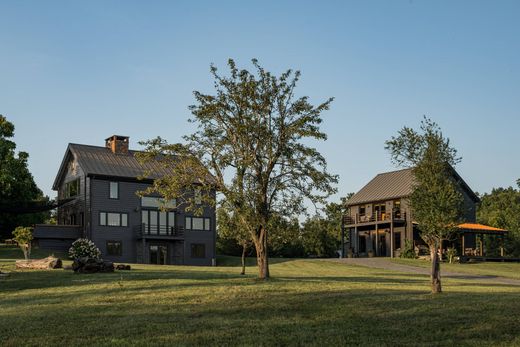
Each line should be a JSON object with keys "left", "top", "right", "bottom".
{"left": 346, "top": 168, "right": 414, "bottom": 206}
{"left": 52, "top": 144, "right": 176, "bottom": 189}
{"left": 346, "top": 166, "right": 480, "bottom": 206}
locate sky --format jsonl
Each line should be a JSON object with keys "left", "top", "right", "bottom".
{"left": 1, "top": 0, "right": 519, "bottom": 205}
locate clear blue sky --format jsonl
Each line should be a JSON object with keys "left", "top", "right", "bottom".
{"left": 1, "top": 0, "right": 519, "bottom": 203}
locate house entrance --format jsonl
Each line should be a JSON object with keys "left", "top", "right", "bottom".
{"left": 150, "top": 245, "right": 167, "bottom": 265}
{"left": 378, "top": 235, "right": 386, "bottom": 256}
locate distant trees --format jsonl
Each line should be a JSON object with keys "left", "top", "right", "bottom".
{"left": 477, "top": 184, "right": 520, "bottom": 256}
{"left": 0, "top": 115, "right": 49, "bottom": 238}
{"left": 386, "top": 117, "right": 463, "bottom": 293}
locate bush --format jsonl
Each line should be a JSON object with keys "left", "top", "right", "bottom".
{"left": 12, "top": 226, "right": 33, "bottom": 260}
{"left": 399, "top": 239, "right": 417, "bottom": 259}
{"left": 69, "top": 238, "right": 101, "bottom": 260}
{"left": 446, "top": 247, "right": 457, "bottom": 264}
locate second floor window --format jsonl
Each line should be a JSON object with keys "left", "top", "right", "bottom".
{"left": 109, "top": 182, "right": 119, "bottom": 199}
{"left": 185, "top": 216, "right": 211, "bottom": 231}
{"left": 359, "top": 205, "right": 366, "bottom": 217}
{"left": 100, "top": 212, "right": 128, "bottom": 227}
{"left": 64, "top": 178, "right": 80, "bottom": 198}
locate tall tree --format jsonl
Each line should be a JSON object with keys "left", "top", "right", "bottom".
{"left": 385, "top": 117, "right": 463, "bottom": 293}
{"left": 138, "top": 59, "right": 337, "bottom": 279}
{"left": 0, "top": 115, "right": 48, "bottom": 238}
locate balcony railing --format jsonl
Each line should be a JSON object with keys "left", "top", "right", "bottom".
{"left": 342, "top": 211, "right": 406, "bottom": 226}
{"left": 134, "top": 224, "right": 184, "bottom": 238}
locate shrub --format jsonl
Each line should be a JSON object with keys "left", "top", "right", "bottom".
{"left": 69, "top": 238, "right": 101, "bottom": 260}
{"left": 12, "top": 226, "right": 33, "bottom": 260}
{"left": 446, "top": 247, "right": 457, "bottom": 264}
{"left": 399, "top": 239, "right": 417, "bottom": 259}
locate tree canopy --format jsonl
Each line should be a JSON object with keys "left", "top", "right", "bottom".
{"left": 0, "top": 115, "right": 49, "bottom": 238}
{"left": 138, "top": 59, "right": 337, "bottom": 278}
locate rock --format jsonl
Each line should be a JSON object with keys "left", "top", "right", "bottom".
{"left": 115, "top": 264, "right": 131, "bottom": 270}
{"left": 15, "top": 256, "right": 62, "bottom": 270}
{"left": 72, "top": 257, "right": 114, "bottom": 274}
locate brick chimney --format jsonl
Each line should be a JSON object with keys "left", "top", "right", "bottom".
{"left": 105, "top": 135, "right": 129, "bottom": 154}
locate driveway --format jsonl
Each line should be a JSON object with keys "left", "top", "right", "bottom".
{"left": 335, "top": 257, "right": 520, "bottom": 286}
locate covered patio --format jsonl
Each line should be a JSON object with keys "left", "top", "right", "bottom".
{"left": 457, "top": 223, "right": 514, "bottom": 262}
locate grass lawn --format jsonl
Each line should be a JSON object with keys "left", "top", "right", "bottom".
{"left": 1, "top": 245, "right": 520, "bottom": 346}
{"left": 392, "top": 258, "right": 520, "bottom": 280}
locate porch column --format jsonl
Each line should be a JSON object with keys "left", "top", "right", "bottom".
{"left": 479, "top": 233, "right": 483, "bottom": 256}
{"left": 500, "top": 235, "right": 505, "bottom": 257}
{"left": 461, "top": 233, "right": 465, "bottom": 257}
{"left": 390, "top": 220, "right": 394, "bottom": 258}
{"left": 375, "top": 223, "right": 379, "bottom": 256}
{"left": 354, "top": 226, "right": 358, "bottom": 256}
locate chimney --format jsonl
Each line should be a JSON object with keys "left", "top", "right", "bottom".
{"left": 105, "top": 135, "right": 129, "bottom": 154}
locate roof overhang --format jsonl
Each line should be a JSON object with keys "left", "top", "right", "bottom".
{"left": 457, "top": 223, "right": 508, "bottom": 235}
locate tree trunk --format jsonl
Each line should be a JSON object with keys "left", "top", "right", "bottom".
{"left": 430, "top": 244, "right": 442, "bottom": 293}
{"left": 16, "top": 256, "right": 62, "bottom": 269}
{"left": 254, "top": 225, "right": 270, "bottom": 279}
{"left": 240, "top": 243, "right": 247, "bottom": 275}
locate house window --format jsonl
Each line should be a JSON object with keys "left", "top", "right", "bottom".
{"left": 64, "top": 179, "right": 80, "bottom": 198}
{"left": 141, "top": 197, "right": 176, "bottom": 209}
{"left": 394, "top": 232, "right": 402, "bottom": 250}
{"left": 99, "top": 212, "right": 128, "bottom": 227}
{"left": 109, "top": 182, "right": 119, "bottom": 199}
{"left": 185, "top": 216, "right": 211, "bottom": 231}
{"left": 191, "top": 243, "right": 205, "bottom": 258}
{"left": 194, "top": 189, "right": 202, "bottom": 205}
{"left": 393, "top": 200, "right": 401, "bottom": 218}
{"left": 106, "top": 241, "right": 122, "bottom": 256}
{"left": 359, "top": 205, "right": 366, "bottom": 217}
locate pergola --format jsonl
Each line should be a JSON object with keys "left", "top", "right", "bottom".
{"left": 457, "top": 223, "right": 508, "bottom": 259}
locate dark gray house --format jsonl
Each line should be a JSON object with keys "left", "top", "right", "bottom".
{"left": 342, "top": 167, "right": 481, "bottom": 258}
{"left": 34, "top": 135, "right": 216, "bottom": 266}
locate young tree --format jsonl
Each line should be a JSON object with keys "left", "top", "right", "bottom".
{"left": 138, "top": 59, "right": 337, "bottom": 279}
{"left": 217, "top": 204, "right": 252, "bottom": 275}
{"left": 12, "top": 226, "right": 33, "bottom": 260}
{"left": 385, "top": 117, "right": 463, "bottom": 293}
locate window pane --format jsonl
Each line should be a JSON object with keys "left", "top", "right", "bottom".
{"left": 204, "top": 218, "right": 211, "bottom": 231}
{"left": 141, "top": 211, "right": 148, "bottom": 232}
{"left": 142, "top": 197, "right": 160, "bottom": 208}
{"left": 192, "top": 217, "right": 204, "bottom": 230}
{"left": 100, "top": 212, "right": 106, "bottom": 226}
{"left": 150, "top": 211, "right": 158, "bottom": 234}
{"left": 107, "top": 241, "right": 122, "bottom": 256}
{"left": 110, "top": 182, "right": 118, "bottom": 199}
{"left": 191, "top": 244, "right": 205, "bottom": 258}
{"left": 185, "top": 217, "right": 192, "bottom": 230}
{"left": 159, "top": 212, "right": 167, "bottom": 235}
{"left": 168, "top": 212, "right": 175, "bottom": 232}
{"left": 121, "top": 213, "right": 128, "bottom": 227}
{"left": 194, "top": 189, "right": 202, "bottom": 205}
{"left": 107, "top": 213, "right": 120, "bottom": 226}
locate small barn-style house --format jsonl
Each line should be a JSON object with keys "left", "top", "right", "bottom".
{"left": 342, "top": 168, "right": 508, "bottom": 259}
{"left": 33, "top": 135, "right": 216, "bottom": 266}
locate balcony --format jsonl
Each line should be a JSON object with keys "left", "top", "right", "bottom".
{"left": 342, "top": 211, "right": 406, "bottom": 226}
{"left": 134, "top": 224, "right": 185, "bottom": 240}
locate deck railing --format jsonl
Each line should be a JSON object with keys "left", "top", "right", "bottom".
{"left": 342, "top": 211, "right": 406, "bottom": 226}
{"left": 134, "top": 224, "right": 184, "bottom": 238}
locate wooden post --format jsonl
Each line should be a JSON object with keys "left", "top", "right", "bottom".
{"left": 375, "top": 223, "right": 379, "bottom": 257}
{"left": 479, "top": 234, "right": 483, "bottom": 256}
{"left": 341, "top": 217, "right": 345, "bottom": 259}
{"left": 461, "top": 233, "right": 465, "bottom": 257}
{"left": 354, "top": 226, "right": 358, "bottom": 257}
{"left": 390, "top": 220, "right": 394, "bottom": 258}
{"left": 500, "top": 235, "right": 504, "bottom": 257}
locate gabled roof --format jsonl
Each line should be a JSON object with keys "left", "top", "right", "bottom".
{"left": 52, "top": 144, "right": 176, "bottom": 190}
{"left": 346, "top": 168, "right": 414, "bottom": 206}
{"left": 346, "top": 166, "right": 479, "bottom": 206}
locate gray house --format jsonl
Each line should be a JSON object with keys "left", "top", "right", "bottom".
{"left": 34, "top": 135, "right": 216, "bottom": 266}
{"left": 342, "top": 167, "right": 480, "bottom": 258}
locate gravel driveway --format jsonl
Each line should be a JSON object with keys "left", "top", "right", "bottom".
{"left": 335, "top": 257, "right": 520, "bottom": 286}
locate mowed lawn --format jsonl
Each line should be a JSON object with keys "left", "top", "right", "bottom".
{"left": 1, "top": 246, "right": 520, "bottom": 346}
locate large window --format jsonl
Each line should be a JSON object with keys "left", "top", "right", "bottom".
{"left": 142, "top": 210, "right": 175, "bottom": 235}
{"left": 64, "top": 179, "right": 80, "bottom": 198}
{"left": 141, "top": 197, "right": 176, "bottom": 209}
{"left": 191, "top": 243, "right": 205, "bottom": 258}
{"left": 394, "top": 232, "right": 402, "bottom": 250}
{"left": 106, "top": 241, "right": 122, "bottom": 256}
{"left": 109, "top": 181, "right": 119, "bottom": 199}
{"left": 185, "top": 216, "right": 211, "bottom": 231}
{"left": 100, "top": 212, "right": 128, "bottom": 227}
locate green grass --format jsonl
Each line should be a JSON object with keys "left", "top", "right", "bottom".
{"left": 1, "top": 245, "right": 520, "bottom": 346}
{"left": 392, "top": 258, "right": 520, "bottom": 280}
